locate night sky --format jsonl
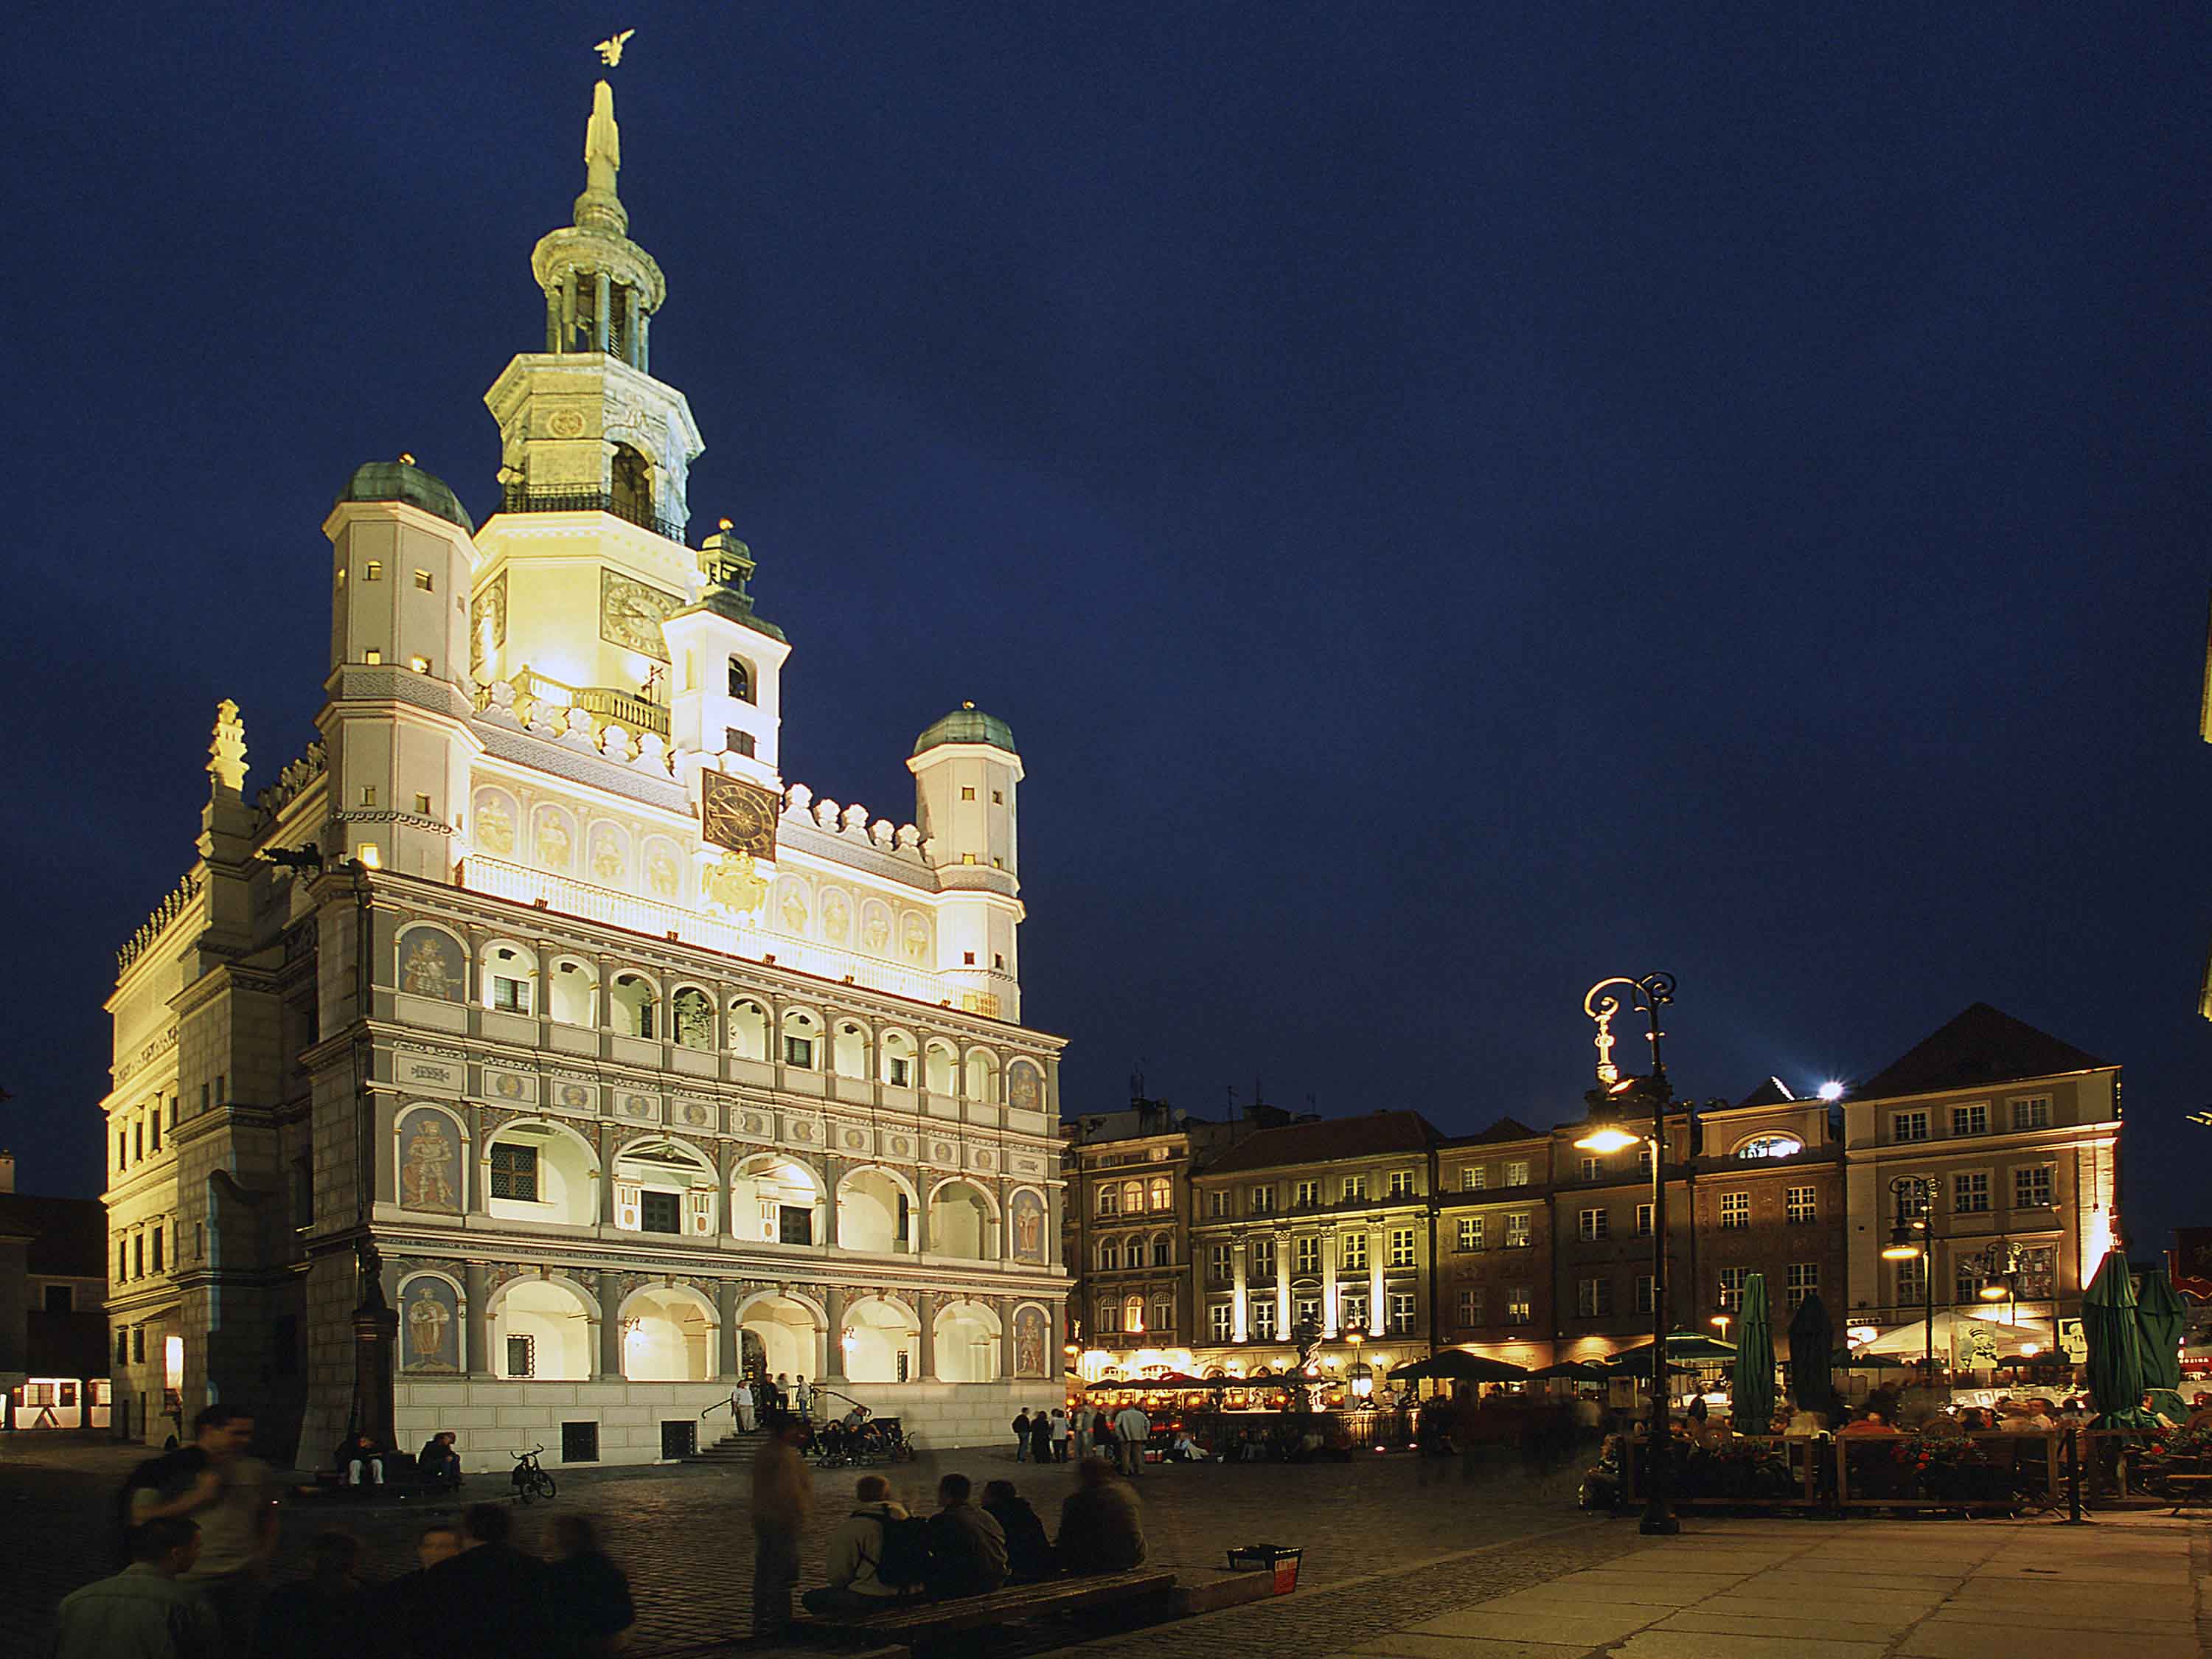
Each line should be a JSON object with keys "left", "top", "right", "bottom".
{"left": 7, "top": 7, "right": 2208, "bottom": 1242}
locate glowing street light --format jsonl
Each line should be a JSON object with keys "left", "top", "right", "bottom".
{"left": 1817, "top": 1081, "right": 1845, "bottom": 1103}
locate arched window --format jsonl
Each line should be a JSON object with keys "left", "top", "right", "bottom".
{"left": 1121, "top": 1180, "right": 1144, "bottom": 1214}
{"left": 728, "top": 657, "right": 754, "bottom": 703}
{"left": 610, "top": 443, "right": 652, "bottom": 526}
{"left": 608, "top": 973, "right": 656, "bottom": 1039}
{"left": 671, "top": 987, "right": 714, "bottom": 1051}
{"left": 1097, "top": 1185, "right": 1120, "bottom": 1217}
{"left": 1149, "top": 1176, "right": 1172, "bottom": 1212}
{"left": 1123, "top": 1294, "right": 1146, "bottom": 1334}
{"left": 1152, "top": 1234, "right": 1174, "bottom": 1267}
{"left": 1098, "top": 1239, "right": 1119, "bottom": 1271}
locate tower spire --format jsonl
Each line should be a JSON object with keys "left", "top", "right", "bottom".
{"left": 528, "top": 41, "right": 664, "bottom": 368}
{"left": 577, "top": 79, "right": 625, "bottom": 234}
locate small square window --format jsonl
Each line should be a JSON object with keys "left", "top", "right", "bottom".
{"left": 962, "top": 950, "right": 976, "bottom": 965}
{"left": 414, "top": 793, "right": 432, "bottom": 815}
{"left": 364, "top": 561, "right": 383, "bottom": 582}
{"left": 2011, "top": 1096, "right": 2052, "bottom": 1130}
{"left": 961, "top": 787, "right": 976, "bottom": 801}
{"left": 783, "top": 1034, "right": 814, "bottom": 1068}
{"left": 992, "top": 790, "right": 1004, "bottom": 804}
{"left": 961, "top": 853, "right": 977, "bottom": 865}
{"left": 1951, "top": 1104, "right": 1989, "bottom": 1136}
{"left": 360, "top": 785, "right": 376, "bottom": 807}
{"left": 1719, "top": 1192, "right": 1750, "bottom": 1229}
{"left": 992, "top": 953, "right": 1005, "bottom": 969}
{"left": 364, "top": 648, "right": 382, "bottom": 664}
{"left": 560, "top": 1419, "right": 599, "bottom": 1462}
{"left": 413, "top": 569, "right": 434, "bottom": 591}
{"left": 723, "top": 728, "right": 756, "bottom": 758}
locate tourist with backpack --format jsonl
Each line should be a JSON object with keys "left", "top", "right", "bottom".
{"left": 803, "top": 1474, "right": 921, "bottom": 1615}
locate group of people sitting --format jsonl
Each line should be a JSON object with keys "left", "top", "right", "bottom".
{"left": 802, "top": 1460, "right": 1145, "bottom": 1617}
{"left": 327, "top": 1430, "right": 464, "bottom": 1492}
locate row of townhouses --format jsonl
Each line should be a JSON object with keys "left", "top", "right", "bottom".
{"left": 1064, "top": 1004, "right": 2120, "bottom": 1387}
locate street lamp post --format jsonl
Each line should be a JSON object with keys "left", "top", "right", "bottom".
{"left": 1879, "top": 1175, "right": 1941, "bottom": 1378}
{"left": 1573, "top": 971, "right": 1680, "bottom": 1537}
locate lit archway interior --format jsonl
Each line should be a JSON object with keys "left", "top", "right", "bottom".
{"left": 837, "top": 1167, "right": 914, "bottom": 1254}
{"left": 484, "top": 1125, "right": 597, "bottom": 1226}
{"left": 732, "top": 1155, "right": 822, "bottom": 1246}
{"left": 624, "top": 1286, "right": 714, "bottom": 1382}
{"left": 493, "top": 1279, "right": 593, "bottom": 1380}
{"left": 842, "top": 1298, "right": 919, "bottom": 1385}
{"left": 928, "top": 1180, "right": 994, "bottom": 1260}
{"left": 933, "top": 1301, "right": 1001, "bottom": 1382}
{"left": 740, "top": 1294, "right": 823, "bottom": 1382}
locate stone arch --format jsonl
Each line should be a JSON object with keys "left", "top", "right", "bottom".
{"left": 489, "top": 1273, "right": 597, "bottom": 1380}
{"left": 735, "top": 1288, "right": 827, "bottom": 1382}
{"left": 923, "top": 1037, "right": 958, "bottom": 1095}
{"left": 780, "top": 1005, "right": 824, "bottom": 1070}
{"left": 619, "top": 1281, "right": 716, "bottom": 1382}
{"left": 545, "top": 953, "right": 598, "bottom": 1026}
{"left": 482, "top": 1117, "right": 599, "bottom": 1225}
{"left": 933, "top": 1298, "right": 1003, "bottom": 1383}
{"left": 962, "top": 1046, "right": 1002, "bottom": 1103}
{"left": 612, "top": 1135, "right": 718, "bottom": 1235}
{"left": 926, "top": 1177, "right": 1000, "bottom": 1261}
{"left": 841, "top": 1294, "right": 919, "bottom": 1385}
{"left": 479, "top": 938, "right": 539, "bottom": 1015}
{"left": 877, "top": 1027, "right": 917, "bottom": 1089}
{"left": 670, "top": 983, "right": 716, "bottom": 1051}
{"left": 731, "top": 1151, "right": 825, "bottom": 1246}
{"left": 835, "top": 1164, "right": 919, "bottom": 1254}
{"left": 830, "top": 1015, "right": 868, "bottom": 1079}
{"left": 728, "top": 996, "right": 771, "bottom": 1060}
{"left": 607, "top": 966, "right": 661, "bottom": 1039}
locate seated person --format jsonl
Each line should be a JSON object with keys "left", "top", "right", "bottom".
{"left": 925, "top": 1473, "right": 1007, "bottom": 1600}
{"left": 334, "top": 1430, "right": 387, "bottom": 1486}
{"left": 1055, "top": 1457, "right": 1145, "bottom": 1573}
{"left": 1169, "top": 1433, "right": 1210, "bottom": 1462}
{"left": 802, "top": 1474, "right": 911, "bottom": 1615}
{"left": 980, "top": 1479, "right": 1056, "bottom": 1582}
{"left": 416, "top": 1431, "right": 462, "bottom": 1490}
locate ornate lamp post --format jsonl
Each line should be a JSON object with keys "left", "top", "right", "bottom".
{"left": 1879, "top": 1175, "right": 1941, "bottom": 1376}
{"left": 1572, "top": 971, "right": 1680, "bottom": 1536}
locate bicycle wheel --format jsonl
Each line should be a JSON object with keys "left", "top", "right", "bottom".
{"left": 535, "top": 1471, "right": 558, "bottom": 1500}
{"left": 516, "top": 1475, "right": 537, "bottom": 1503}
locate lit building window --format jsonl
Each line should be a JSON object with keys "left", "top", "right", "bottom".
{"left": 1719, "top": 1192, "right": 1750, "bottom": 1230}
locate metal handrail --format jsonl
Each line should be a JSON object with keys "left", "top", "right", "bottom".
{"left": 499, "top": 483, "right": 686, "bottom": 543}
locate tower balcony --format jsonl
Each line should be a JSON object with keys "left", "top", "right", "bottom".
{"left": 479, "top": 667, "right": 670, "bottom": 740}
{"left": 498, "top": 481, "right": 686, "bottom": 544}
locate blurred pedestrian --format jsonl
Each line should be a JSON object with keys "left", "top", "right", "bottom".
{"left": 126, "top": 1403, "right": 276, "bottom": 1649}
{"left": 1070, "top": 1404, "right": 1092, "bottom": 1464}
{"left": 1055, "top": 1458, "right": 1144, "bottom": 1571}
{"left": 751, "top": 1418, "right": 814, "bottom": 1638}
{"left": 406, "top": 1503, "right": 555, "bottom": 1659}
{"left": 733, "top": 1378, "right": 756, "bottom": 1433}
{"left": 1111, "top": 1402, "right": 1150, "bottom": 1478}
{"left": 256, "top": 1528, "right": 372, "bottom": 1659}
{"left": 52, "top": 1516, "right": 218, "bottom": 1659}
{"left": 1050, "top": 1408, "right": 1071, "bottom": 1462}
{"left": 1028, "top": 1410, "right": 1054, "bottom": 1465}
{"left": 549, "top": 1514, "right": 635, "bottom": 1659}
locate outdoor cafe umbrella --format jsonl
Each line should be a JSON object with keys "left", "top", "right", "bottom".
{"left": 1389, "top": 1350, "right": 1528, "bottom": 1385}
{"left": 2136, "top": 1265, "right": 2189, "bottom": 1398}
{"left": 1730, "top": 1274, "right": 1776, "bottom": 1427}
{"left": 2083, "top": 1248, "right": 2156, "bottom": 1428}
{"left": 1530, "top": 1360, "right": 1614, "bottom": 1382}
{"left": 1604, "top": 1332, "right": 1738, "bottom": 1367}
{"left": 1787, "top": 1290, "right": 1835, "bottom": 1415}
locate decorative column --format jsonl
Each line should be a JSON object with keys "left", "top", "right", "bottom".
{"left": 543, "top": 287, "right": 562, "bottom": 352}
{"left": 1231, "top": 1239, "right": 1249, "bottom": 1342}
{"left": 597, "top": 1127, "right": 616, "bottom": 1230}
{"left": 596, "top": 1270, "right": 622, "bottom": 1379}
{"left": 915, "top": 1291, "right": 935, "bottom": 1382}
{"left": 821, "top": 1157, "right": 844, "bottom": 1248}
{"left": 622, "top": 285, "right": 641, "bottom": 369}
{"left": 464, "top": 1262, "right": 491, "bottom": 1377}
{"left": 593, "top": 271, "right": 611, "bottom": 355}
{"left": 1273, "top": 1229, "right": 1292, "bottom": 1345}
{"left": 716, "top": 1281, "right": 740, "bottom": 1379}
{"left": 823, "top": 1285, "right": 846, "bottom": 1381}
{"left": 999, "top": 1297, "right": 1018, "bottom": 1383}
{"left": 1048, "top": 1298, "right": 1064, "bottom": 1381}
{"left": 1368, "top": 1226, "right": 1386, "bottom": 1334}
{"left": 636, "top": 307, "right": 650, "bottom": 375}
{"left": 1322, "top": 1232, "right": 1340, "bottom": 1336}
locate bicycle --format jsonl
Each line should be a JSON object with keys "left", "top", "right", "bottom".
{"left": 510, "top": 1444, "right": 557, "bottom": 1503}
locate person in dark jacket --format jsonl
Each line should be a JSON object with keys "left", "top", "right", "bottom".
{"left": 980, "top": 1480, "right": 1056, "bottom": 1582}
{"left": 405, "top": 1503, "right": 556, "bottom": 1659}
{"left": 924, "top": 1473, "right": 1007, "bottom": 1599}
{"left": 415, "top": 1432, "right": 462, "bottom": 1492}
{"left": 549, "top": 1514, "right": 635, "bottom": 1659}
{"left": 1026, "top": 1411, "right": 1054, "bottom": 1465}
{"left": 1055, "top": 1458, "right": 1144, "bottom": 1572}
{"left": 256, "top": 1529, "right": 374, "bottom": 1659}
{"left": 1012, "top": 1409, "right": 1032, "bottom": 1462}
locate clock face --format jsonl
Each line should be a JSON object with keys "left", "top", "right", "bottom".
{"left": 599, "top": 568, "right": 680, "bottom": 663}
{"left": 700, "top": 770, "right": 780, "bottom": 860}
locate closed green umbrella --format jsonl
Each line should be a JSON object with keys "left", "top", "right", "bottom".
{"left": 2135, "top": 1265, "right": 2188, "bottom": 1397}
{"left": 2082, "top": 1250, "right": 2155, "bottom": 1427}
{"left": 1787, "top": 1290, "right": 1836, "bottom": 1418}
{"left": 1731, "top": 1275, "right": 1775, "bottom": 1430}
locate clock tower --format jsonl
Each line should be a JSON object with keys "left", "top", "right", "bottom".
{"left": 473, "top": 74, "right": 705, "bottom": 720}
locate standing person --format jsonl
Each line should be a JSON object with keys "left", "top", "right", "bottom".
{"left": 1050, "top": 1407, "right": 1071, "bottom": 1462}
{"left": 1111, "top": 1400, "right": 1151, "bottom": 1478}
{"left": 732, "top": 1378, "right": 757, "bottom": 1434}
{"left": 769, "top": 1373, "right": 792, "bottom": 1416}
{"left": 128, "top": 1403, "right": 276, "bottom": 1649}
{"left": 804, "top": 1474, "right": 911, "bottom": 1615}
{"left": 1070, "top": 1402, "right": 1091, "bottom": 1464}
{"left": 925, "top": 1473, "right": 1009, "bottom": 1599}
{"left": 751, "top": 1418, "right": 814, "bottom": 1639}
{"left": 793, "top": 1375, "right": 812, "bottom": 1422}
{"left": 255, "top": 1529, "right": 373, "bottom": 1659}
{"left": 548, "top": 1514, "right": 636, "bottom": 1659}
{"left": 1012, "top": 1408, "right": 1033, "bottom": 1461}
{"left": 1029, "top": 1409, "right": 1054, "bottom": 1466}
{"left": 52, "top": 1516, "right": 219, "bottom": 1659}
{"left": 1054, "top": 1458, "right": 1145, "bottom": 1571}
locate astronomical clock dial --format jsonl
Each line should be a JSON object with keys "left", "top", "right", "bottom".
{"left": 599, "top": 568, "right": 679, "bottom": 663}
{"left": 700, "top": 769, "right": 780, "bottom": 860}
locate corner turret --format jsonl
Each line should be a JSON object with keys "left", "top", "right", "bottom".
{"left": 907, "top": 703, "right": 1024, "bottom": 1019}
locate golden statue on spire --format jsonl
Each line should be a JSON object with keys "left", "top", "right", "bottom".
{"left": 594, "top": 29, "right": 635, "bottom": 66}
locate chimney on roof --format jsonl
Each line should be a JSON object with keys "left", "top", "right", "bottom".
{"left": 0, "top": 1149, "right": 13, "bottom": 1193}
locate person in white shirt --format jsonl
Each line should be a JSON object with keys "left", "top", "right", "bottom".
{"left": 1050, "top": 1408, "right": 1071, "bottom": 1463}
{"left": 793, "top": 1376, "right": 812, "bottom": 1421}
{"left": 733, "top": 1380, "right": 757, "bottom": 1433}
{"left": 1111, "top": 1404, "right": 1151, "bottom": 1478}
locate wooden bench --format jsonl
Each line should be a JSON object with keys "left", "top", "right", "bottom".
{"left": 796, "top": 1567, "right": 1177, "bottom": 1649}
{"left": 2160, "top": 1472, "right": 2212, "bottom": 1514}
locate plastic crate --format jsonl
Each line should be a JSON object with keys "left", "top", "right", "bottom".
{"left": 1225, "top": 1545, "right": 1303, "bottom": 1593}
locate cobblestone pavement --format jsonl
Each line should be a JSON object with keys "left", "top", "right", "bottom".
{"left": 2, "top": 1433, "right": 1606, "bottom": 1655}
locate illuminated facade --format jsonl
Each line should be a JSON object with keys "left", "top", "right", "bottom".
{"left": 1841, "top": 1004, "right": 2118, "bottom": 1366}
{"left": 101, "top": 70, "right": 1067, "bottom": 1464}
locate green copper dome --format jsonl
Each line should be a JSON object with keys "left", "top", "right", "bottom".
{"left": 337, "top": 459, "right": 475, "bottom": 533}
{"left": 912, "top": 703, "right": 1017, "bottom": 757}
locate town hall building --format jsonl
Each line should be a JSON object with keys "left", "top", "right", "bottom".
{"left": 101, "top": 66, "right": 1068, "bottom": 1467}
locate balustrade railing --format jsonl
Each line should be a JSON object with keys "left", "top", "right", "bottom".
{"left": 498, "top": 483, "right": 686, "bottom": 543}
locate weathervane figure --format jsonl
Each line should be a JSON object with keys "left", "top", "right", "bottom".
{"left": 595, "top": 28, "right": 635, "bottom": 66}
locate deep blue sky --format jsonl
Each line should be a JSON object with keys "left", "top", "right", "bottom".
{"left": 6, "top": 5, "right": 2208, "bottom": 1242}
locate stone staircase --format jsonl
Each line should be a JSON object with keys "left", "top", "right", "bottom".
{"left": 686, "top": 1429, "right": 763, "bottom": 1468}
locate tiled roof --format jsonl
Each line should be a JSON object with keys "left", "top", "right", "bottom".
{"left": 1730, "top": 1077, "right": 1798, "bottom": 1110}
{"left": 1198, "top": 1110, "right": 1441, "bottom": 1178}
{"left": 1441, "top": 1116, "right": 1545, "bottom": 1147}
{"left": 1857, "top": 1003, "right": 2109, "bottom": 1099}
{"left": 0, "top": 1192, "right": 108, "bottom": 1278}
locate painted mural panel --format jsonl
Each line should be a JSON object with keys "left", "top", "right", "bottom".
{"left": 397, "top": 1107, "right": 463, "bottom": 1214}
{"left": 1008, "top": 1060, "right": 1043, "bottom": 1113}
{"left": 398, "top": 928, "right": 465, "bottom": 1002}
{"left": 1009, "top": 1188, "right": 1048, "bottom": 1265}
{"left": 401, "top": 1276, "right": 462, "bottom": 1374}
{"left": 1014, "top": 1305, "right": 1048, "bottom": 1378}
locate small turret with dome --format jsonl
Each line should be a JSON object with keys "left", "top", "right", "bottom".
{"left": 907, "top": 701, "right": 1025, "bottom": 1018}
